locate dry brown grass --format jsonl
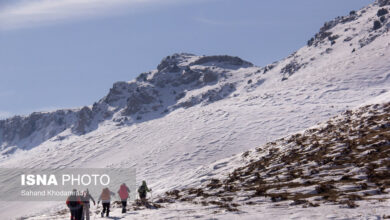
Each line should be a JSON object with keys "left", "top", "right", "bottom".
{"left": 155, "top": 102, "right": 390, "bottom": 211}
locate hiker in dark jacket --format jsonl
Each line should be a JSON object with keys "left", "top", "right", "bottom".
{"left": 118, "top": 183, "right": 130, "bottom": 213}
{"left": 98, "top": 187, "right": 115, "bottom": 217}
{"left": 66, "top": 189, "right": 83, "bottom": 220}
{"left": 138, "top": 181, "right": 151, "bottom": 203}
{"left": 81, "top": 189, "right": 95, "bottom": 220}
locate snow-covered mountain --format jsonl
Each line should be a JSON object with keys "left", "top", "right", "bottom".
{"left": 0, "top": 54, "right": 251, "bottom": 156}
{"left": 1, "top": 0, "right": 390, "bottom": 219}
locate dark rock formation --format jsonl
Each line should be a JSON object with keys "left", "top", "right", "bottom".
{"left": 190, "top": 55, "right": 253, "bottom": 67}
{"left": 72, "top": 107, "right": 93, "bottom": 134}
{"left": 378, "top": 0, "right": 390, "bottom": 7}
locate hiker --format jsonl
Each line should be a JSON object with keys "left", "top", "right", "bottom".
{"left": 118, "top": 183, "right": 130, "bottom": 213}
{"left": 81, "top": 189, "right": 95, "bottom": 220}
{"left": 98, "top": 187, "right": 115, "bottom": 217}
{"left": 66, "top": 189, "right": 83, "bottom": 220}
{"left": 138, "top": 181, "right": 152, "bottom": 204}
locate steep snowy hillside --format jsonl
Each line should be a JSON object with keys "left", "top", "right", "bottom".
{"left": 1, "top": 0, "right": 390, "bottom": 219}
{"left": 27, "top": 92, "right": 390, "bottom": 220}
{"left": 150, "top": 99, "right": 390, "bottom": 219}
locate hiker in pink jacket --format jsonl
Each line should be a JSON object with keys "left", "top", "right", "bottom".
{"left": 98, "top": 187, "right": 115, "bottom": 217}
{"left": 118, "top": 183, "right": 130, "bottom": 213}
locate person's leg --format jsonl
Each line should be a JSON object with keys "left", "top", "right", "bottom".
{"left": 141, "top": 195, "right": 147, "bottom": 205}
{"left": 138, "top": 193, "right": 145, "bottom": 206}
{"left": 106, "top": 203, "right": 110, "bottom": 217}
{"left": 101, "top": 203, "right": 106, "bottom": 217}
{"left": 78, "top": 207, "right": 82, "bottom": 220}
{"left": 121, "top": 201, "right": 126, "bottom": 213}
{"left": 70, "top": 209, "right": 77, "bottom": 220}
{"left": 71, "top": 209, "right": 76, "bottom": 220}
{"left": 76, "top": 207, "right": 83, "bottom": 220}
{"left": 84, "top": 204, "right": 90, "bottom": 220}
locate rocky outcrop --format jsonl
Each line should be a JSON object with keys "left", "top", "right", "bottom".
{"left": 307, "top": 11, "right": 359, "bottom": 47}
{"left": 176, "top": 83, "right": 236, "bottom": 109}
{"left": 72, "top": 107, "right": 93, "bottom": 134}
{"left": 378, "top": 0, "right": 390, "bottom": 7}
{"left": 122, "top": 86, "right": 157, "bottom": 116}
{"left": 0, "top": 110, "right": 75, "bottom": 154}
{"left": 190, "top": 55, "right": 253, "bottom": 68}
{"left": 280, "top": 58, "right": 307, "bottom": 80}
{"left": 179, "top": 67, "right": 201, "bottom": 85}
{"left": 157, "top": 53, "right": 195, "bottom": 72}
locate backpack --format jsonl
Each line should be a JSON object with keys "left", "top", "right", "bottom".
{"left": 67, "top": 195, "right": 80, "bottom": 208}
{"left": 138, "top": 185, "right": 146, "bottom": 193}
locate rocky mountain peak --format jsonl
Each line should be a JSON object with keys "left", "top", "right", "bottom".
{"left": 100, "top": 54, "right": 251, "bottom": 121}
{"left": 157, "top": 53, "right": 197, "bottom": 72}
{"left": 378, "top": 0, "right": 390, "bottom": 7}
{"left": 157, "top": 53, "right": 253, "bottom": 73}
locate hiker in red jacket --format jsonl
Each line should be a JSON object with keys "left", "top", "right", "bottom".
{"left": 66, "top": 189, "right": 83, "bottom": 220}
{"left": 118, "top": 183, "right": 130, "bottom": 213}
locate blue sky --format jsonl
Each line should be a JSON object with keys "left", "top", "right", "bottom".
{"left": 0, "top": 0, "right": 373, "bottom": 118}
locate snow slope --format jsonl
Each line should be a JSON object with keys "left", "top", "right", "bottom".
{"left": 26, "top": 73, "right": 390, "bottom": 220}
{"left": 1, "top": 0, "right": 390, "bottom": 219}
